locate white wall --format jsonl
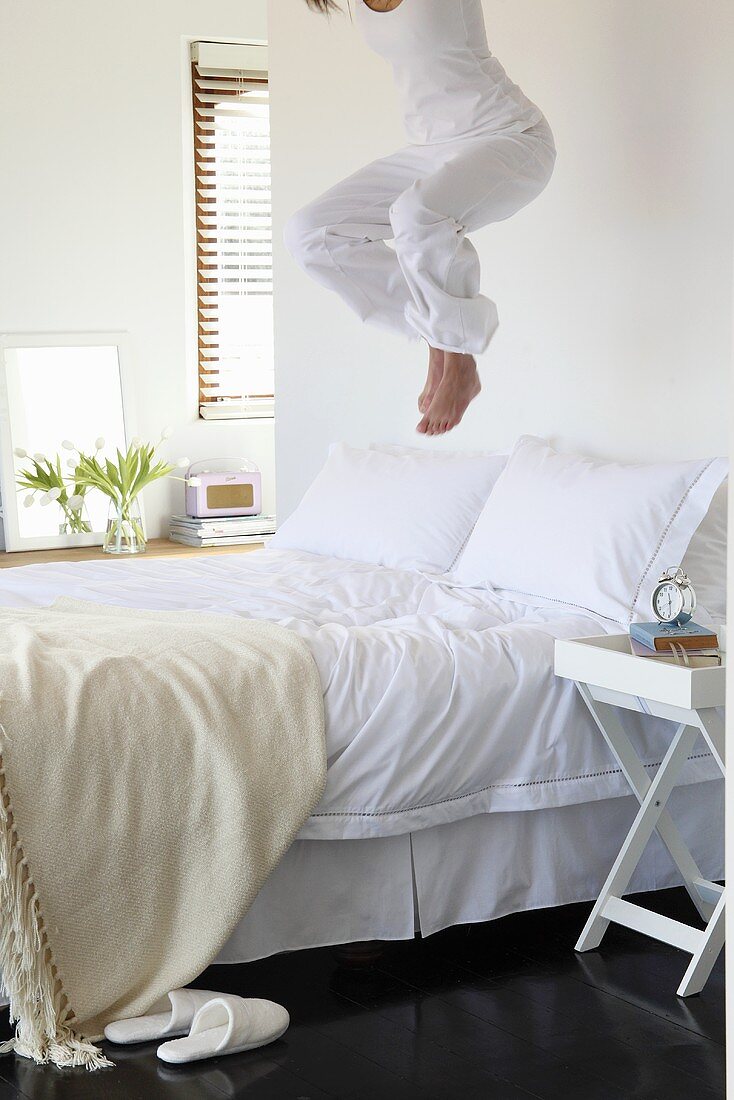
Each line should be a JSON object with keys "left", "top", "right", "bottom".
{"left": 269, "top": 0, "right": 734, "bottom": 520}
{"left": 0, "top": 0, "right": 274, "bottom": 537}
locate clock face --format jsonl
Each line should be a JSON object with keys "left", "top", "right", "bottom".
{"left": 654, "top": 582, "right": 684, "bottom": 622}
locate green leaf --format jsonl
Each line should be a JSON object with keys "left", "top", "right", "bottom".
{"left": 116, "top": 449, "right": 128, "bottom": 493}
{"left": 106, "top": 459, "right": 122, "bottom": 490}
{"left": 15, "top": 455, "right": 66, "bottom": 496}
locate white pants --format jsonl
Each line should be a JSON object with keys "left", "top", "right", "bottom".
{"left": 284, "top": 119, "right": 556, "bottom": 355}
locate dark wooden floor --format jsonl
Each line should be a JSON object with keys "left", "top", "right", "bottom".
{"left": 0, "top": 887, "right": 723, "bottom": 1099}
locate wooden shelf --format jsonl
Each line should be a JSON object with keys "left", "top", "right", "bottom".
{"left": 0, "top": 539, "right": 265, "bottom": 569}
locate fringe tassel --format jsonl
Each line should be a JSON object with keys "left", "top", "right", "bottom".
{"left": 0, "top": 711, "right": 113, "bottom": 1071}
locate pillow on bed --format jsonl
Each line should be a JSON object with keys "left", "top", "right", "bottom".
{"left": 453, "top": 435, "right": 728, "bottom": 626}
{"left": 681, "top": 479, "right": 728, "bottom": 622}
{"left": 271, "top": 442, "right": 506, "bottom": 572}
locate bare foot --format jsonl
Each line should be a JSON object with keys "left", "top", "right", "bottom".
{"left": 416, "top": 352, "right": 481, "bottom": 435}
{"left": 418, "top": 345, "right": 445, "bottom": 414}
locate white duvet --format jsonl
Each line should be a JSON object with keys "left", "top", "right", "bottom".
{"left": 0, "top": 548, "right": 718, "bottom": 839}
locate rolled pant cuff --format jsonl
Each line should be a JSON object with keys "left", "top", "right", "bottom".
{"left": 404, "top": 310, "right": 499, "bottom": 356}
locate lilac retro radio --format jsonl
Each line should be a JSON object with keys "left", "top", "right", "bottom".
{"left": 185, "top": 458, "right": 262, "bottom": 518}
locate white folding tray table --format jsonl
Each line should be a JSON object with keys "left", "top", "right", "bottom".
{"left": 554, "top": 633, "right": 725, "bottom": 997}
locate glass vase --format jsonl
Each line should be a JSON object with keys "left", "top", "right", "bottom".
{"left": 103, "top": 498, "right": 146, "bottom": 555}
{"left": 58, "top": 500, "right": 93, "bottom": 536}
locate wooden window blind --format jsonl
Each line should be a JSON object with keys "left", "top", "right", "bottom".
{"left": 191, "top": 41, "right": 274, "bottom": 419}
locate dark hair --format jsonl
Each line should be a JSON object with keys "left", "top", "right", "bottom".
{"left": 305, "top": 0, "right": 341, "bottom": 12}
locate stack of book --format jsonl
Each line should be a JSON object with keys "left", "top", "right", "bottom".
{"left": 169, "top": 514, "right": 276, "bottom": 548}
{"left": 629, "top": 621, "right": 721, "bottom": 667}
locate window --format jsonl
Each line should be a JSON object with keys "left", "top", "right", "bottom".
{"left": 191, "top": 41, "right": 273, "bottom": 419}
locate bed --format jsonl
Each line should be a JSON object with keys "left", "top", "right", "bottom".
{"left": 0, "top": 537, "right": 723, "bottom": 964}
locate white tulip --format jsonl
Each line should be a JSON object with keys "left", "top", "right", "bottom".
{"left": 23, "top": 494, "right": 35, "bottom": 508}
{"left": 13, "top": 447, "right": 28, "bottom": 459}
{"left": 95, "top": 436, "right": 105, "bottom": 451}
{"left": 68, "top": 494, "right": 84, "bottom": 511}
{"left": 39, "top": 492, "right": 52, "bottom": 507}
{"left": 33, "top": 452, "right": 46, "bottom": 464}
{"left": 160, "top": 426, "right": 173, "bottom": 440}
{"left": 61, "top": 440, "right": 75, "bottom": 451}
{"left": 130, "top": 436, "right": 142, "bottom": 448}
{"left": 66, "top": 457, "right": 78, "bottom": 470}
{"left": 47, "top": 487, "right": 62, "bottom": 501}
{"left": 187, "top": 476, "right": 202, "bottom": 487}
{"left": 176, "top": 457, "right": 190, "bottom": 469}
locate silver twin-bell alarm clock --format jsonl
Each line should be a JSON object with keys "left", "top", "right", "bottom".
{"left": 651, "top": 566, "right": 696, "bottom": 626}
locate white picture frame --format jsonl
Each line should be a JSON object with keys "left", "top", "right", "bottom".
{"left": 0, "top": 332, "right": 142, "bottom": 552}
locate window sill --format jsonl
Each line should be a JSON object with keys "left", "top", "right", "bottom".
{"left": 199, "top": 401, "right": 275, "bottom": 421}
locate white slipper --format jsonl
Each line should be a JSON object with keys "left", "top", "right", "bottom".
{"left": 156, "top": 995, "right": 289, "bottom": 1064}
{"left": 104, "top": 987, "right": 222, "bottom": 1045}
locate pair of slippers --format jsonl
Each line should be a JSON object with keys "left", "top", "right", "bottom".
{"left": 104, "top": 988, "right": 289, "bottom": 1065}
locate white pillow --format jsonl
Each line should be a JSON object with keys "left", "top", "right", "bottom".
{"left": 271, "top": 442, "right": 506, "bottom": 572}
{"left": 454, "top": 435, "right": 728, "bottom": 626}
{"left": 681, "top": 479, "right": 728, "bottom": 622}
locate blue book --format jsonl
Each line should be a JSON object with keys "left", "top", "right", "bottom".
{"left": 630, "top": 621, "right": 718, "bottom": 653}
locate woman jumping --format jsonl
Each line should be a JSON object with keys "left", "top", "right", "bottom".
{"left": 285, "top": 0, "right": 556, "bottom": 435}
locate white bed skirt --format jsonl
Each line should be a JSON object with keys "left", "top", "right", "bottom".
{"left": 217, "top": 779, "right": 724, "bottom": 964}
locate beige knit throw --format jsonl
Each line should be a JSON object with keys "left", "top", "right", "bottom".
{"left": 0, "top": 599, "right": 325, "bottom": 1070}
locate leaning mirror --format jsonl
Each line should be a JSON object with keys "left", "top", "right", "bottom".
{"left": 0, "top": 333, "right": 137, "bottom": 551}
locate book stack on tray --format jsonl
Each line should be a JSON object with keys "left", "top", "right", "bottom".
{"left": 629, "top": 621, "right": 721, "bottom": 667}
{"left": 169, "top": 514, "right": 276, "bottom": 548}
